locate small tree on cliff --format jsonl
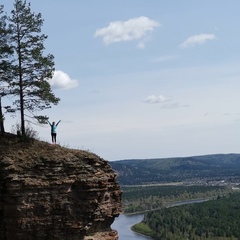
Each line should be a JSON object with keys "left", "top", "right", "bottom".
{"left": 0, "top": 5, "right": 13, "bottom": 136}
{"left": 8, "top": 0, "right": 60, "bottom": 136}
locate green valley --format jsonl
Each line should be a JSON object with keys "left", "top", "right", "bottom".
{"left": 110, "top": 154, "right": 240, "bottom": 239}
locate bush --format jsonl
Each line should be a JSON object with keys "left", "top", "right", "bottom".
{"left": 131, "top": 222, "right": 154, "bottom": 237}
{"left": 11, "top": 122, "right": 39, "bottom": 141}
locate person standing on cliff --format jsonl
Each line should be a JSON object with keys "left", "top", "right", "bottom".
{"left": 47, "top": 120, "right": 61, "bottom": 144}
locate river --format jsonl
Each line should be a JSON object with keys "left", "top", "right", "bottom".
{"left": 111, "top": 214, "right": 151, "bottom": 240}
{"left": 111, "top": 198, "right": 209, "bottom": 239}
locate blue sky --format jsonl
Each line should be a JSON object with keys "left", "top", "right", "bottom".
{"left": 2, "top": 0, "right": 240, "bottom": 161}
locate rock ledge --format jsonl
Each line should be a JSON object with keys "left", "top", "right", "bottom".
{"left": 0, "top": 134, "right": 121, "bottom": 240}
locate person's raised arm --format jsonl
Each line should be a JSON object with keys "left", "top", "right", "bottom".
{"left": 56, "top": 120, "right": 61, "bottom": 126}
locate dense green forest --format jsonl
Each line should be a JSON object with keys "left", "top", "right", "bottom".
{"left": 109, "top": 154, "right": 240, "bottom": 185}
{"left": 132, "top": 192, "right": 240, "bottom": 240}
{"left": 112, "top": 154, "right": 240, "bottom": 239}
{"left": 122, "top": 185, "right": 232, "bottom": 213}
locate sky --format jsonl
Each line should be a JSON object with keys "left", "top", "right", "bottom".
{"left": 2, "top": 0, "right": 240, "bottom": 161}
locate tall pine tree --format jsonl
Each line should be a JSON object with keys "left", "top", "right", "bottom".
{"left": 8, "top": 0, "right": 60, "bottom": 136}
{"left": 0, "top": 4, "right": 13, "bottom": 135}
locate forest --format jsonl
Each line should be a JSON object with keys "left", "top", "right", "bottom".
{"left": 131, "top": 192, "right": 240, "bottom": 240}
{"left": 113, "top": 153, "right": 240, "bottom": 239}
{"left": 122, "top": 185, "right": 232, "bottom": 214}
{"left": 110, "top": 154, "right": 240, "bottom": 185}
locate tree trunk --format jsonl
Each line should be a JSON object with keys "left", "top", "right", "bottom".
{"left": 20, "top": 75, "right": 25, "bottom": 135}
{"left": 0, "top": 96, "right": 5, "bottom": 136}
{"left": 17, "top": 26, "right": 25, "bottom": 136}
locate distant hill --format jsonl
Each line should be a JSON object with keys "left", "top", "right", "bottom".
{"left": 109, "top": 154, "right": 240, "bottom": 185}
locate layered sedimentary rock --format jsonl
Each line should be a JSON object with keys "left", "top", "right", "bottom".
{"left": 0, "top": 134, "right": 121, "bottom": 240}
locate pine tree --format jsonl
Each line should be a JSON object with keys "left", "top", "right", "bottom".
{"left": 0, "top": 4, "right": 13, "bottom": 135}
{"left": 8, "top": 0, "right": 60, "bottom": 136}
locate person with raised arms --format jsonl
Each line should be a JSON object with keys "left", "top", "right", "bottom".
{"left": 47, "top": 120, "right": 61, "bottom": 144}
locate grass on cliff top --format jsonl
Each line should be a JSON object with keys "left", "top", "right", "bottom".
{"left": 0, "top": 132, "right": 98, "bottom": 161}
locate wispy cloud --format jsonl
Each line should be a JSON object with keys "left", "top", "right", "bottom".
{"left": 180, "top": 33, "right": 216, "bottom": 49}
{"left": 95, "top": 16, "right": 160, "bottom": 46}
{"left": 49, "top": 70, "right": 79, "bottom": 90}
{"left": 159, "top": 103, "right": 189, "bottom": 109}
{"left": 143, "top": 95, "right": 189, "bottom": 109}
{"left": 160, "top": 103, "right": 181, "bottom": 109}
{"left": 143, "top": 95, "right": 171, "bottom": 104}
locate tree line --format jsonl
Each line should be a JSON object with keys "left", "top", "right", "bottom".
{"left": 110, "top": 154, "right": 240, "bottom": 185}
{"left": 0, "top": 0, "right": 59, "bottom": 137}
{"left": 132, "top": 192, "right": 240, "bottom": 240}
{"left": 122, "top": 185, "right": 232, "bottom": 214}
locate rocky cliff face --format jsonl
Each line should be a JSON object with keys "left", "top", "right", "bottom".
{"left": 0, "top": 134, "right": 122, "bottom": 240}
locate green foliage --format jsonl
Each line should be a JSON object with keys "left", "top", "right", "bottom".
{"left": 11, "top": 122, "right": 39, "bottom": 141}
{"left": 4, "top": 0, "right": 60, "bottom": 135}
{"left": 110, "top": 154, "right": 240, "bottom": 185}
{"left": 131, "top": 222, "right": 155, "bottom": 236}
{"left": 34, "top": 115, "right": 49, "bottom": 124}
{"left": 141, "top": 192, "right": 240, "bottom": 240}
{"left": 0, "top": 5, "right": 13, "bottom": 75}
{"left": 0, "top": 4, "right": 13, "bottom": 135}
{"left": 122, "top": 185, "right": 231, "bottom": 214}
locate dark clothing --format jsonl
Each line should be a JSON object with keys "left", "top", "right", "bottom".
{"left": 51, "top": 133, "right": 57, "bottom": 143}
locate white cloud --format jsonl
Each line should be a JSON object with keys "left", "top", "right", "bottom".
{"left": 95, "top": 16, "right": 160, "bottom": 45}
{"left": 143, "top": 95, "right": 189, "bottom": 109}
{"left": 180, "top": 33, "right": 216, "bottom": 49}
{"left": 143, "top": 95, "right": 171, "bottom": 104}
{"left": 160, "top": 103, "right": 189, "bottom": 109}
{"left": 49, "top": 70, "right": 79, "bottom": 90}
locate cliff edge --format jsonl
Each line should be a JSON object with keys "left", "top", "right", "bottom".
{"left": 0, "top": 133, "right": 122, "bottom": 240}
